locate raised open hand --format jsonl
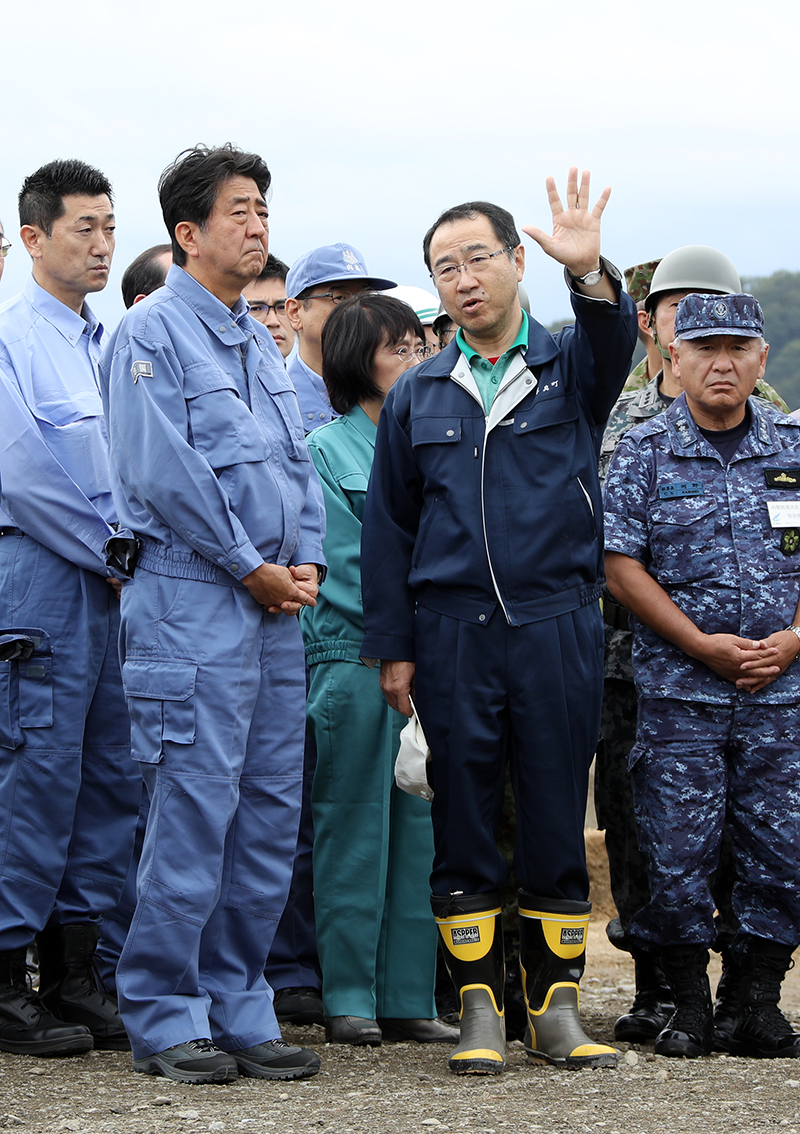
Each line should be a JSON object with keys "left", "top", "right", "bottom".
{"left": 522, "top": 167, "right": 610, "bottom": 277}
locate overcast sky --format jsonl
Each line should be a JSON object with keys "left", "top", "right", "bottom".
{"left": 2, "top": 0, "right": 797, "bottom": 328}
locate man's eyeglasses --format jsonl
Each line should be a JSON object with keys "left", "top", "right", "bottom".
{"left": 304, "top": 292, "right": 354, "bottom": 305}
{"left": 431, "top": 246, "right": 513, "bottom": 285}
{"left": 248, "top": 300, "right": 287, "bottom": 316}
{"left": 0, "top": 237, "right": 11, "bottom": 259}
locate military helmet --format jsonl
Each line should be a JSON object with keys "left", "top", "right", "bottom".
{"left": 644, "top": 245, "right": 741, "bottom": 313}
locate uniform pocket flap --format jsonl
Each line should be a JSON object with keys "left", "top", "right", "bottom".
{"left": 183, "top": 364, "right": 240, "bottom": 399}
{"left": 123, "top": 659, "right": 197, "bottom": 701}
{"left": 650, "top": 497, "right": 717, "bottom": 527}
{"left": 516, "top": 392, "right": 578, "bottom": 432}
{"left": 337, "top": 470, "right": 370, "bottom": 493}
{"left": 411, "top": 418, "right": 462, "bottom": 446}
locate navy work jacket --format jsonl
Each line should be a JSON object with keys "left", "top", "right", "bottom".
{"left": 361, "top": 284, "right": 637, "bottom": 662}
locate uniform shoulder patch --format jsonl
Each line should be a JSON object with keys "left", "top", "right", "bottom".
{"left": 131, "top": 360, "right": 153, "bottom": 384}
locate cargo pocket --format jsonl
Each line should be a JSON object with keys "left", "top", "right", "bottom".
{"left": 122, "top": 658, "right": 198, "bottom": 764}
{"left": 0, "top": 628, "right": 50, "bottom": 750}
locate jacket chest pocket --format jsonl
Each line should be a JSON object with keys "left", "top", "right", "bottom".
{"left": 122, "top": 659, "right": 197, "bottom": 764}
{"left": 649, "top": 497, "right": 718, "bottom": 583}
{"left": 254, "top": 363, "right": 310, "bottom": 463}
{"left": 184, "top": 366, "right": 266, "bottom": 470}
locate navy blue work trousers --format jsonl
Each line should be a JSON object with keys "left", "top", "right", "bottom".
{"left": 413, "top": 602, "right": 603, "bottom": 901}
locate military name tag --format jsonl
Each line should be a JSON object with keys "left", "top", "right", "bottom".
{"left": 658, "top": 482, "right": 703, "bottom": 499}
{"left": 765, "top": 468, "right": 800, "bottom": 489}
{"left": 767, "top": 500, "right": 800, "bottom": 528}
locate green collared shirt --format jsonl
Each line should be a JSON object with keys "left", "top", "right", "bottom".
{"left": 455, "top": 312, "right": 529, "bottom": 413}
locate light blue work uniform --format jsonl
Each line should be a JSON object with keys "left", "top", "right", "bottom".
{"left": 288, "top": 353, "right": 339, "bottom": 432}
{"left": 302, "top": 407, "right": 438, "bottom": 1019}
{"left": 100, "top": 265, "right": 326, "bottom": 1060}
{"left": 0, "top": 276, "right": 139, "bottom": 950}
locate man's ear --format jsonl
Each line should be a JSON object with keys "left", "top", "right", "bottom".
{"left": 174, "top": 221, "right": 201, "bottom": 261}
{"left": 284, "top": 297, "right": 304, "bottom": 332}
{"left": 20, "top": 225, "right": 45, "bottom": 260}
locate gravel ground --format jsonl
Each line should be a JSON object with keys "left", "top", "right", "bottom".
{"left": 3, "top": 923, "right": 800, "bottom": 1134}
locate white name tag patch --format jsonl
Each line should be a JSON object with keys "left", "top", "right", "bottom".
{"left": 767, "top": 500, "right": 800, "bottom": 528}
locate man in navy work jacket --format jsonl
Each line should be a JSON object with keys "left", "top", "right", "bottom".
{"left": 100, "top": 145, "right": 325, "bottom": 1085}
{"left": 361, "top": 170, "right": 637, "bottom": 1076}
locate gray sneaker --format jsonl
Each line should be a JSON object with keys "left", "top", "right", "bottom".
{"left": 133, "top": 1038, "right": 238, "bottom": 1084}
{"left": 230, "top": 1039, "right": 321, "bottom": 1080}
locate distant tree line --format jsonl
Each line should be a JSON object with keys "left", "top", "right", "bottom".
{"left": 743, "top": 271, "right": 800, "bottom": 412}
{"left": 545, "top": 268, "right": 800, "bottom": 411}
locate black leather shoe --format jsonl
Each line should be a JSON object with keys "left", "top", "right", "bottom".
{"left": 379, "top": 1017, "right": 460, "bottom": 1044}
{"left": 325, "top": 1015, "right": 382, "bottom": 1046}
{"left": 0, "top": 948, "right": 93, "bottom": 1057}
{"left": 273, "top": 986, "right": 324, "bottom": 1026}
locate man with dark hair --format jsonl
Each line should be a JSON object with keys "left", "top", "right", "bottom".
{"left": 284, "top": 243, "right": 395, "bottom": 433}
{"left": 361, "top": 171, "right": 637, "bottom": 1075}
{"left": 121, "top": 244, "right": 172, "bottom": 308}
{"left": 0, "top": 159, "right": 139, "bottom": 1056}
{"left": 243, "top": 254, "right": 295, "bottom": 358}
{"left": 101, "top": 144, "right": 325, "bottom": 1084}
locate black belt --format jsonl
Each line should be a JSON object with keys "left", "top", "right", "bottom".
{"left": 602, "top": 595, "right": 630, "bottom": 632}
{"left": 0, "top": 527, "right": 23, "bottom": 537}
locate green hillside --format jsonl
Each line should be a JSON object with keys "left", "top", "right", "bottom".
{"left": 743, "top": 271, "right": 800, "bottom": 412}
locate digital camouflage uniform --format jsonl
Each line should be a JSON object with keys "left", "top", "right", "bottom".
{"left": 603, "top": 393, "right": 800, "bottom": 951}
{"left": 596, "top": 373, "right": 789, "bottom": 941}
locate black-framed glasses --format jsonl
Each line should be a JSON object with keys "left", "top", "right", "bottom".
{"left": 431, "top": 246, "right": 513, "bottom": 285}
{"left": 0, "top": 237, "right": 11, "bottom": 259}
{"left": 304, "top": 292, "right": 354, "bottom": 305}
{"left": 248, "top": 300, "right": 287, "bottom": 316}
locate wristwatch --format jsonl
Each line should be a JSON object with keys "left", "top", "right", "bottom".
{"left": 785, "top": 625, "right": 800, "bottom": 655}
{"left": 569, "top": 263, "right": 605, "bottom": 287}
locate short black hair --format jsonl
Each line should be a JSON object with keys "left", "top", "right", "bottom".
{"left": 321, "top": 293, "right": 424, "bottom": 415}
{"left": 18, "top": 159, "right": 114, "bottom": 236}
{"left": 121, "top": 243, "right": 172, "bottom": 308}
{"left": 158, "top": 144, "right": 271, "bottom": 268}
{"left": 422, "top": 201, "right": 520, "bottom": 272}
{"left": 255, "top": 253, "right": 289, "bottom": 283}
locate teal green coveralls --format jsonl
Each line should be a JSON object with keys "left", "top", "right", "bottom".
{"left": 302, "top": 406, "right": 438, "bottom": 1019}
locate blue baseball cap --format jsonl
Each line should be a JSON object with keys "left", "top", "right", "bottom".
{"left": 674, "top": 293, "right": 765, "bottom": 340}
{"left": 285, "top": 243, "right": 396, "bottom": 299}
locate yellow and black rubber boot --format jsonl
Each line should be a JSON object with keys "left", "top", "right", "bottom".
{"left": 519, "top": 892, "right": 618, "bottom": 1068}
{"left": 431, "top": 891, "right": 506, "bottom": 1075}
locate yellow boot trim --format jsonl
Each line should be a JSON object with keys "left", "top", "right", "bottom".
{"left": 435, "top": 907, "right": 502, "bottom": 962}
{"left": 518, "top": 907, "right": 589, "bottom": 960}
{"left": 457, "top": 984, "right": 504, "bottom": 1019}
{"left": 524, "top": 979, "right": 580, "bottom": 1017}
{"left": 450, "top": 1049, "right": 505, "bottom": 1063}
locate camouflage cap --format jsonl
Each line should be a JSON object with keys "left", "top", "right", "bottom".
{"left": 674, "top": 293, "right": 764, "bottom": 340}
{"left": 623, "top": 259, "right": 661, "bottom": 303}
